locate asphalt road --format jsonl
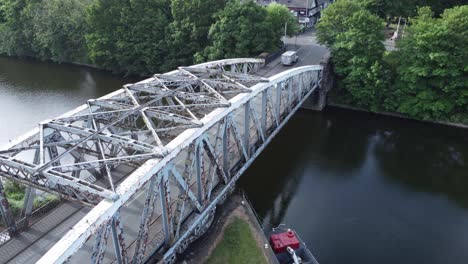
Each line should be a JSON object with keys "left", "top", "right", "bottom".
{"left": 257, "top": 30, "right": 330, "bottom": 78}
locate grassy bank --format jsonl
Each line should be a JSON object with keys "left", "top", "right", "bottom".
{"left": 206, "top": 217, "right": 267, "bottom": 264}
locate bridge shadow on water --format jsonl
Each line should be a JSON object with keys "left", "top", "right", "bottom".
{"left": 239, "top": 106, "right": 468, "bottom": 264}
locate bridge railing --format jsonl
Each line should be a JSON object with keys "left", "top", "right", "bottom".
{"left": 25, "top": 60, "right": 322, "bottom": 264}
{"left": 0, "top": 196, "right": 61, "bottom": 247}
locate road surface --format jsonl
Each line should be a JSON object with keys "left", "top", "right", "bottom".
{"left": 258, "top": 31, "right": 329, "bottom": 77}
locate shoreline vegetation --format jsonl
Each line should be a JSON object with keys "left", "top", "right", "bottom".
{"left": 316, "top": 0, "right": 467, "bottom": 127}
{"left": 1, "top": 0, "right": 465, "bottom": 122}
{"left": 0, "top": 0, "right": 299, "bottom": 77}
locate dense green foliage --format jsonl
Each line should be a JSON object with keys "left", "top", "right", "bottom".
{"left": 196, "top": 0, "right": 276, "bottom": 62}
{"left": 2, "top": 0, "right": 463, "bottom": 123}
{"left": 0, "top": 181, "right": 58, "bottom": 219}
{"left": 3, "top": 181, "right": 25, "bottom": 216}
{"left": 418, "top": 0, "right": 466, "bottom": 17}
{"left": 353, "top": 0, "right": 467, "bottom": 19}
{"left": 206, "top": 217, "right": 267, "bottom": 264}
{"left": 0, "top": 0, "right": 289, "bottom": 75}
{"left": 319, "top": 0, "right": 468, "bottom": 123}
{"left": 393, "top": 6, "right": 468, "bottom": 120}
{"left": 32, "top": 0, "right": 89, "bottom": 62}
{"left": 0, "top": 0, "right": 37, "bottom": 56}
{"left": 0, "top": 0, "right": 88, "bottom": 62}
{"left": 265, "top": 3, "right": 299, "bottom": 44}
{"left": 164, "top": 0, "right": 227, "bottom": 70}
{"left": 317, "top": 0, "right": 388, "bottom": 110}
{"left": 86, "top": 0, "right": 172, "bottom": 75}
{"left": 353, "top": 0, "right": 398, "bottom": 18}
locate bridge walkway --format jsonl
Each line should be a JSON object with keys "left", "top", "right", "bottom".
{"left": 0, "top": 164, "right": 135, "bottom": 263}
{"left": 0, "top": 202, "right": 86, "bottom": 264}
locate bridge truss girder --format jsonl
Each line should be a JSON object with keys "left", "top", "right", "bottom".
{"left": 34, "top": 61, "right": 322, "bottom": 264}
{"left": 0, "top": 59, "right": 266, "bottom": 206}
{"left": 0, "top": 59, "right": 268, "bottom": 239}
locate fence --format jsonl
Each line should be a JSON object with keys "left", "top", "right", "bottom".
{"left": 0, "top": 198, "right": 61, "bottom": 247}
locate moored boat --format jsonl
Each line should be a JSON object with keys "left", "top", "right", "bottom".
{"left": 266, "top": 224, "right": 319, "bottom": 264}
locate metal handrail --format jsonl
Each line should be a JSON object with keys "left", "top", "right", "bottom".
{"left": 0, "top": 198, "right": 61, "bottom": 247}
{"left": 237, "top": 189, "right": 265, "bottom": 228}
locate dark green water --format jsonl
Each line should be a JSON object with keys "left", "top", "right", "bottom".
{"left": 1, "top": 56, "right": 468, "bottom": 264}
{"left": 240, "top": 108, "right": 468, "bottom": 264}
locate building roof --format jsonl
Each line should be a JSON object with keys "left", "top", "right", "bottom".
{"left": 282, "top": 50, "right": 297, "bottom": 56}
{"left": 274, "top": 0, "right": 316, "bottom": 9}
{"left": 256, "top": 0, "right": 329, "bottom": 9}
{"left": 316, "top": 0, "right": 327, "bottom": 6}
{"left": 257, "top": 0, "right": 317, "bottom": 8}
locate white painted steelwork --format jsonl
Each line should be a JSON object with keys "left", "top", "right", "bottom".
{"left": 0, "top": 59, "right": 322, "bottom": 264}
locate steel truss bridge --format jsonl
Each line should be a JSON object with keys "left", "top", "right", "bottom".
{"left": 0, "top": 58, "right": 322, "bottom": 263}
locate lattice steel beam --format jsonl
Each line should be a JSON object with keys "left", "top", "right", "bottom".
{"left": 0, "top": 59, "right": 326, "bottom": 264}
{"left": 0, "top": 155, "right": 117, "bottom": 205}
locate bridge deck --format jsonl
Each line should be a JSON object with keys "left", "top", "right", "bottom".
{"left": 0, "top": 162, "right": 135, "bottom": 263}
{"left": 0, "top": 202, "right": 85, "bottom": 264}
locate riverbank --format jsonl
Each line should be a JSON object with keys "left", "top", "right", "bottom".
{"left": 178, "top": 192, "right": 277, "bottom": 264}
{"left": 0, "top": 54, "right": 146, "bottom": 80}
{"left": 325, "top": 102, "right": 468, "bottom": 130}
{"left": 309, "top": 55, "right": 467, "bottom": 130}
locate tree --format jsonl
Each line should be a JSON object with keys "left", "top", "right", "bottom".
{"left": 394, "top": 6, "right": 468, "bottom": 121}
{"left": 353, "top": 0, "right": 387, "bottom": 18}
{"left": 196, "top": 0, "right": 275, "bottom": 62}
{"left": 419, "top": 0, "right": 466, "bottom": 17}
{"left": 265, "top": 2, "right": 299, "bottom": 46}
{"left": 354, "top": 0, "right": 467, "bottom": 19}
{"left": 31, "top": 0, "right": 89, "bottom": 62}
{"left": 0, "top": 0, "right": 91, "bottom": 62}
{"left": 316, "top": 0, "right": 387, "bottom": 110}
{"left": 316, "top": 0, "right": 361, "bottom": 47}
{"left": 0, "top": 0, "right": 39, "bottom": 56}
{"left": 164, "top": 0, "right": 227, "bottom": 70}
{"left": 86, "top": 0, "right": 172, "bottom": 76}
{"left": 0, "top": 1, "right": 7, "bottom": 23}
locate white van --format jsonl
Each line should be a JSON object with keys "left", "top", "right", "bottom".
{"left": 281, "top": 51, "right": 299, "bottom": 66}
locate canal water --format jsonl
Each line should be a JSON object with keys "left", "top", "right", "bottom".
{"left": 0, "top": 56, "right": 132, "bottom": 145}
{"left": 1, "top": 56, "right": 468, "bottom": 264}
{"left": 239, "top": 109, "right": 468, "bottom": 264}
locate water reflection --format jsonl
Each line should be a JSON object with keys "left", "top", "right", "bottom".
{"left": 310, "top": 110, "right": 375, "bottom": 174}
{"left": 374, "top": 122, "right": 468, "bottom": 208}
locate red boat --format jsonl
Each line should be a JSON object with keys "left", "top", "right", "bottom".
{"left": 267, "top": 225, "right": 320, "bottom": 264}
